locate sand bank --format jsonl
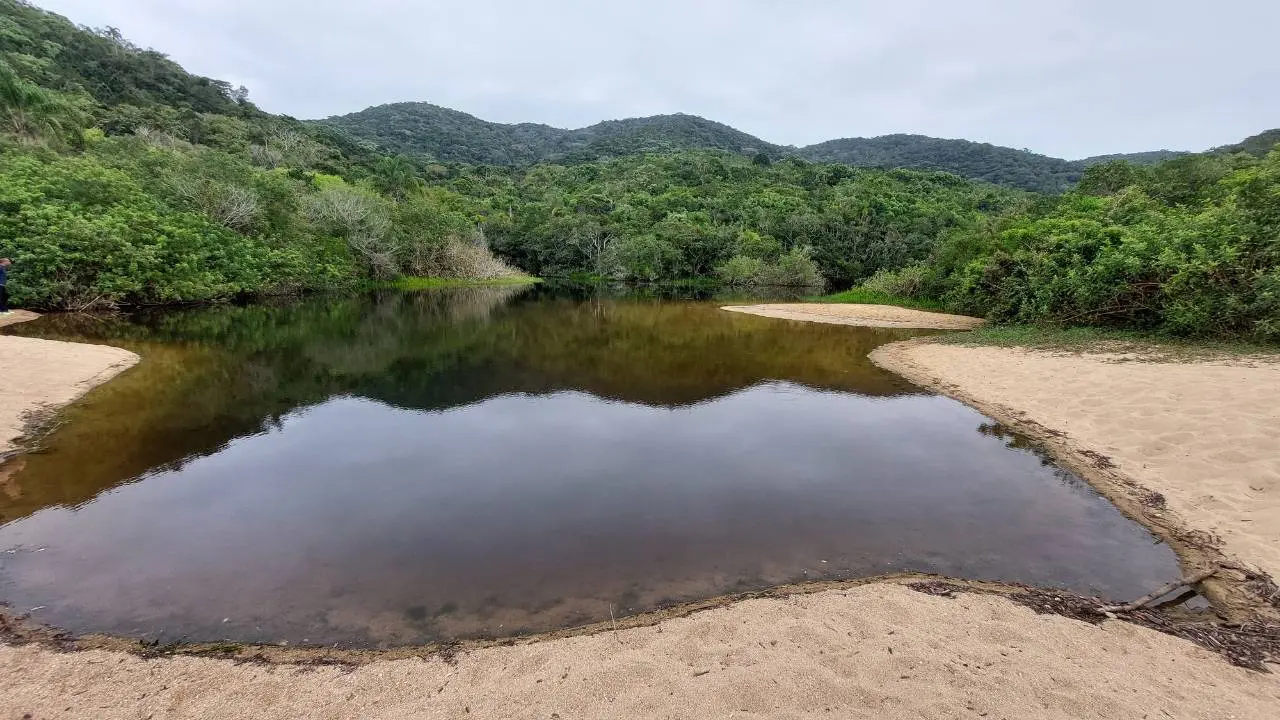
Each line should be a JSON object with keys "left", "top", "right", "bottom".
{"left": 4, "top": 582, "right": 1279, "bottom": 719}
{"left": 723, "top": 303, "right": 985, "bottom": 330}
{"left": 872, "top": 340, "right": 1280, "bottom": 585}
{"left": 0, "top": 314, "right": 139, "bottom": 457}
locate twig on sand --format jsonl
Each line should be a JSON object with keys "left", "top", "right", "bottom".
{"left": 609, "top": 604, "right": 620, "bottom": 643}
{"left": 1101, "top": 568, "right": 1218, "bottom": 614}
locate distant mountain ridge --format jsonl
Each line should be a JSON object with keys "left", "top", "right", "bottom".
{"left": 1212, "top": 129, "right": 1280, "bottom": 157}
{"left": 800, "top": 134, "right": 1085, "bottom": 194}
{"left": 316, "top": 102, "right": 1275, "bottom": 194}
{"left": 315, "top": 102, "right": 787, "bottom": 167}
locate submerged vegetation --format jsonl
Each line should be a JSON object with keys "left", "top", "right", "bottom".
{"left": 0, "top": 0, "right": 1276, "bottom": 340}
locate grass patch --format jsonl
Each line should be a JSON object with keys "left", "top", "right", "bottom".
{"left": 816, "top": 288, "right": 946, "bottom": 312}
{"left": 942, "top": 324, "right": 1280, "bottom": 360}
{"left": 385, "top": 276, "right": 542, "bottom": 290}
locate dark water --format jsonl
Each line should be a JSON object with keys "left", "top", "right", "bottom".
{"left": 0, "top": 285, "right": 1180, "bottom": 647}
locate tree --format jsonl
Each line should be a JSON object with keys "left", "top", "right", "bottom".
{"left": 0, "top": 62, "right": 67, "bottom": 143}
{"left": 567, "top": 219, "right": 614, "bottom": 276}
{"left": 372, "top": 155, "right": 420, "bottom": 198}
{"left": 304, "top": 185, "right": 397, "bottom": 278}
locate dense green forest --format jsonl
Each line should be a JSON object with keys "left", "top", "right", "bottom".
{"left": 439, "top": 154, "right": 1020, "bottom": 289}
{"left": 319, "top": 102, "right": 1202, "bottom": 194}
{"left": 0, "top": 0, "right": 1276, "bottom": 340}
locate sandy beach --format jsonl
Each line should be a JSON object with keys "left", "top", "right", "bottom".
{"left": 723, "top": 303, "right": 986, "bottom": 330}
{"left": 4, "top": 581, "right": 1279, "bottom": 720}
{"left": 0, "top": 313, "right": 139, "bottom": 458}
{"left": 2, "top": 306, "right": 1279, "bottom": 718}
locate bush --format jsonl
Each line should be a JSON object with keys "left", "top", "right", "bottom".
{"left": 714, "top": 255, "right": 765, "bottom": 286}
{"left": 861, "top": 264, "right": 928, "bottom": 299}
{"left": 407, "top": 233, "right": 521, "bottom": 280}
{"left": 713, "top": 246, "right": 824, "bottom": 288}
{"left": 935, "top": 151, "right": 1280, "bottom": 340}
{"left": 757, "top": 246, "right": 824, "bottom": 288}
{"left": 0, "top": 151, "right": 293, "bottom": 308}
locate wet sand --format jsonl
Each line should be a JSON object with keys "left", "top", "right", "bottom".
{"left": 723, "top": 303, "right": 985, "bottom": 330}
{"left": 3, "top": 581, "right": 1279, "bottom": 719}
{"left": 0, "top": 312, "right": 139, "bottom": 458}
{"left": 3, "top": 310, "right": 1280, "bottom": 718}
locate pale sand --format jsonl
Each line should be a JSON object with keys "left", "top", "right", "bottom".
{"left": 0, "top": 314, "right": 139, "bottom": 457}
{"left": 872, "top": 340, "right": 1280, "bottom": 583}
{"left": 4, "top": 582, "right": 1280, "bottom": 720}
{"left": 4, "top": 316, "right": 1280, "bottom": 718}
{"left": 723, "top": 303, "right": 985, "bottom": 330}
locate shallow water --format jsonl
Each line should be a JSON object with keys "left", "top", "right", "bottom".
{"left": 0, "top": 285, "right": 1181, "bottom": 646}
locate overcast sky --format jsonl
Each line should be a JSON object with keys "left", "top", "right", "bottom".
{"left": 31, "top": 0, "right": 1279, "bottom": 159}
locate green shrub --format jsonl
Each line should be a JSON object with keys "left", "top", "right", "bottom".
{"left": 714, "top": 255, "right": 765, "bottom": 286}
{"left": 861, "top": 264, "right": 928, "bottom": 299}
{"left": 757, "top": 246, "right": 824, "bottom": 288}
{"left": 936, "top": 151, "right": 1280, "bottom": 340}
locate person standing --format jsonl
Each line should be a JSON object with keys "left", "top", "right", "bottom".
{"left": 0, "top": 258, "right": 11, "bottom": 314}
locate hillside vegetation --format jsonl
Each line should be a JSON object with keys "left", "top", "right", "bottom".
{"left": 856, "top": 152, "right": 1280, "bottom": 340}
{"left": 1215, "top": 129, "right": 1280, "bottom": 158}
{"left": 0, "top": 0, "right": 523, "bottom": 308}
{"left": 0, "top": 0, "right": 1276, "bottom": 341}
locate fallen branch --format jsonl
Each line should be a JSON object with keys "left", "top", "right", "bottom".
{"left": 1101, "top": 568, "right": 1218, "bottom": 613}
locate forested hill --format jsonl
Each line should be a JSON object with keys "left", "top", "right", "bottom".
{"left": 1214, "top": 129, "right": 1280, "bottom": 157}
{"left": 316, "top": 103, "right": 787, "bottom": 166}
{"left": 0, "top": 0, "right": 382, "bottom": 174}
{"left": 1077, "top": 150, "right": 1188, "bottom": 166}
{"left": 317, "top": 103, "right": 1216, "bottom": 193}
{"left": 797, "top": 134, "right": 1082, "bottom": 193}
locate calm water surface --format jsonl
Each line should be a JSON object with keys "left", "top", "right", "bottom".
{"left": 0, "top": 285, "right": 1180, "bottom": 646}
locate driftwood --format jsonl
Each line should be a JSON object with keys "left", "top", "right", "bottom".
{"left": 1101, "top": 568, "right": 1218, "bottom": 613}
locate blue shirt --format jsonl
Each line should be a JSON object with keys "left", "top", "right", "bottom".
{"left": 0, "top": 265, "right": 7, "bottom": 286}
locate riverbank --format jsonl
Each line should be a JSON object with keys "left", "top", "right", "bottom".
{"left": 0, "top": 312, "right": 139, "bottom": 460}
